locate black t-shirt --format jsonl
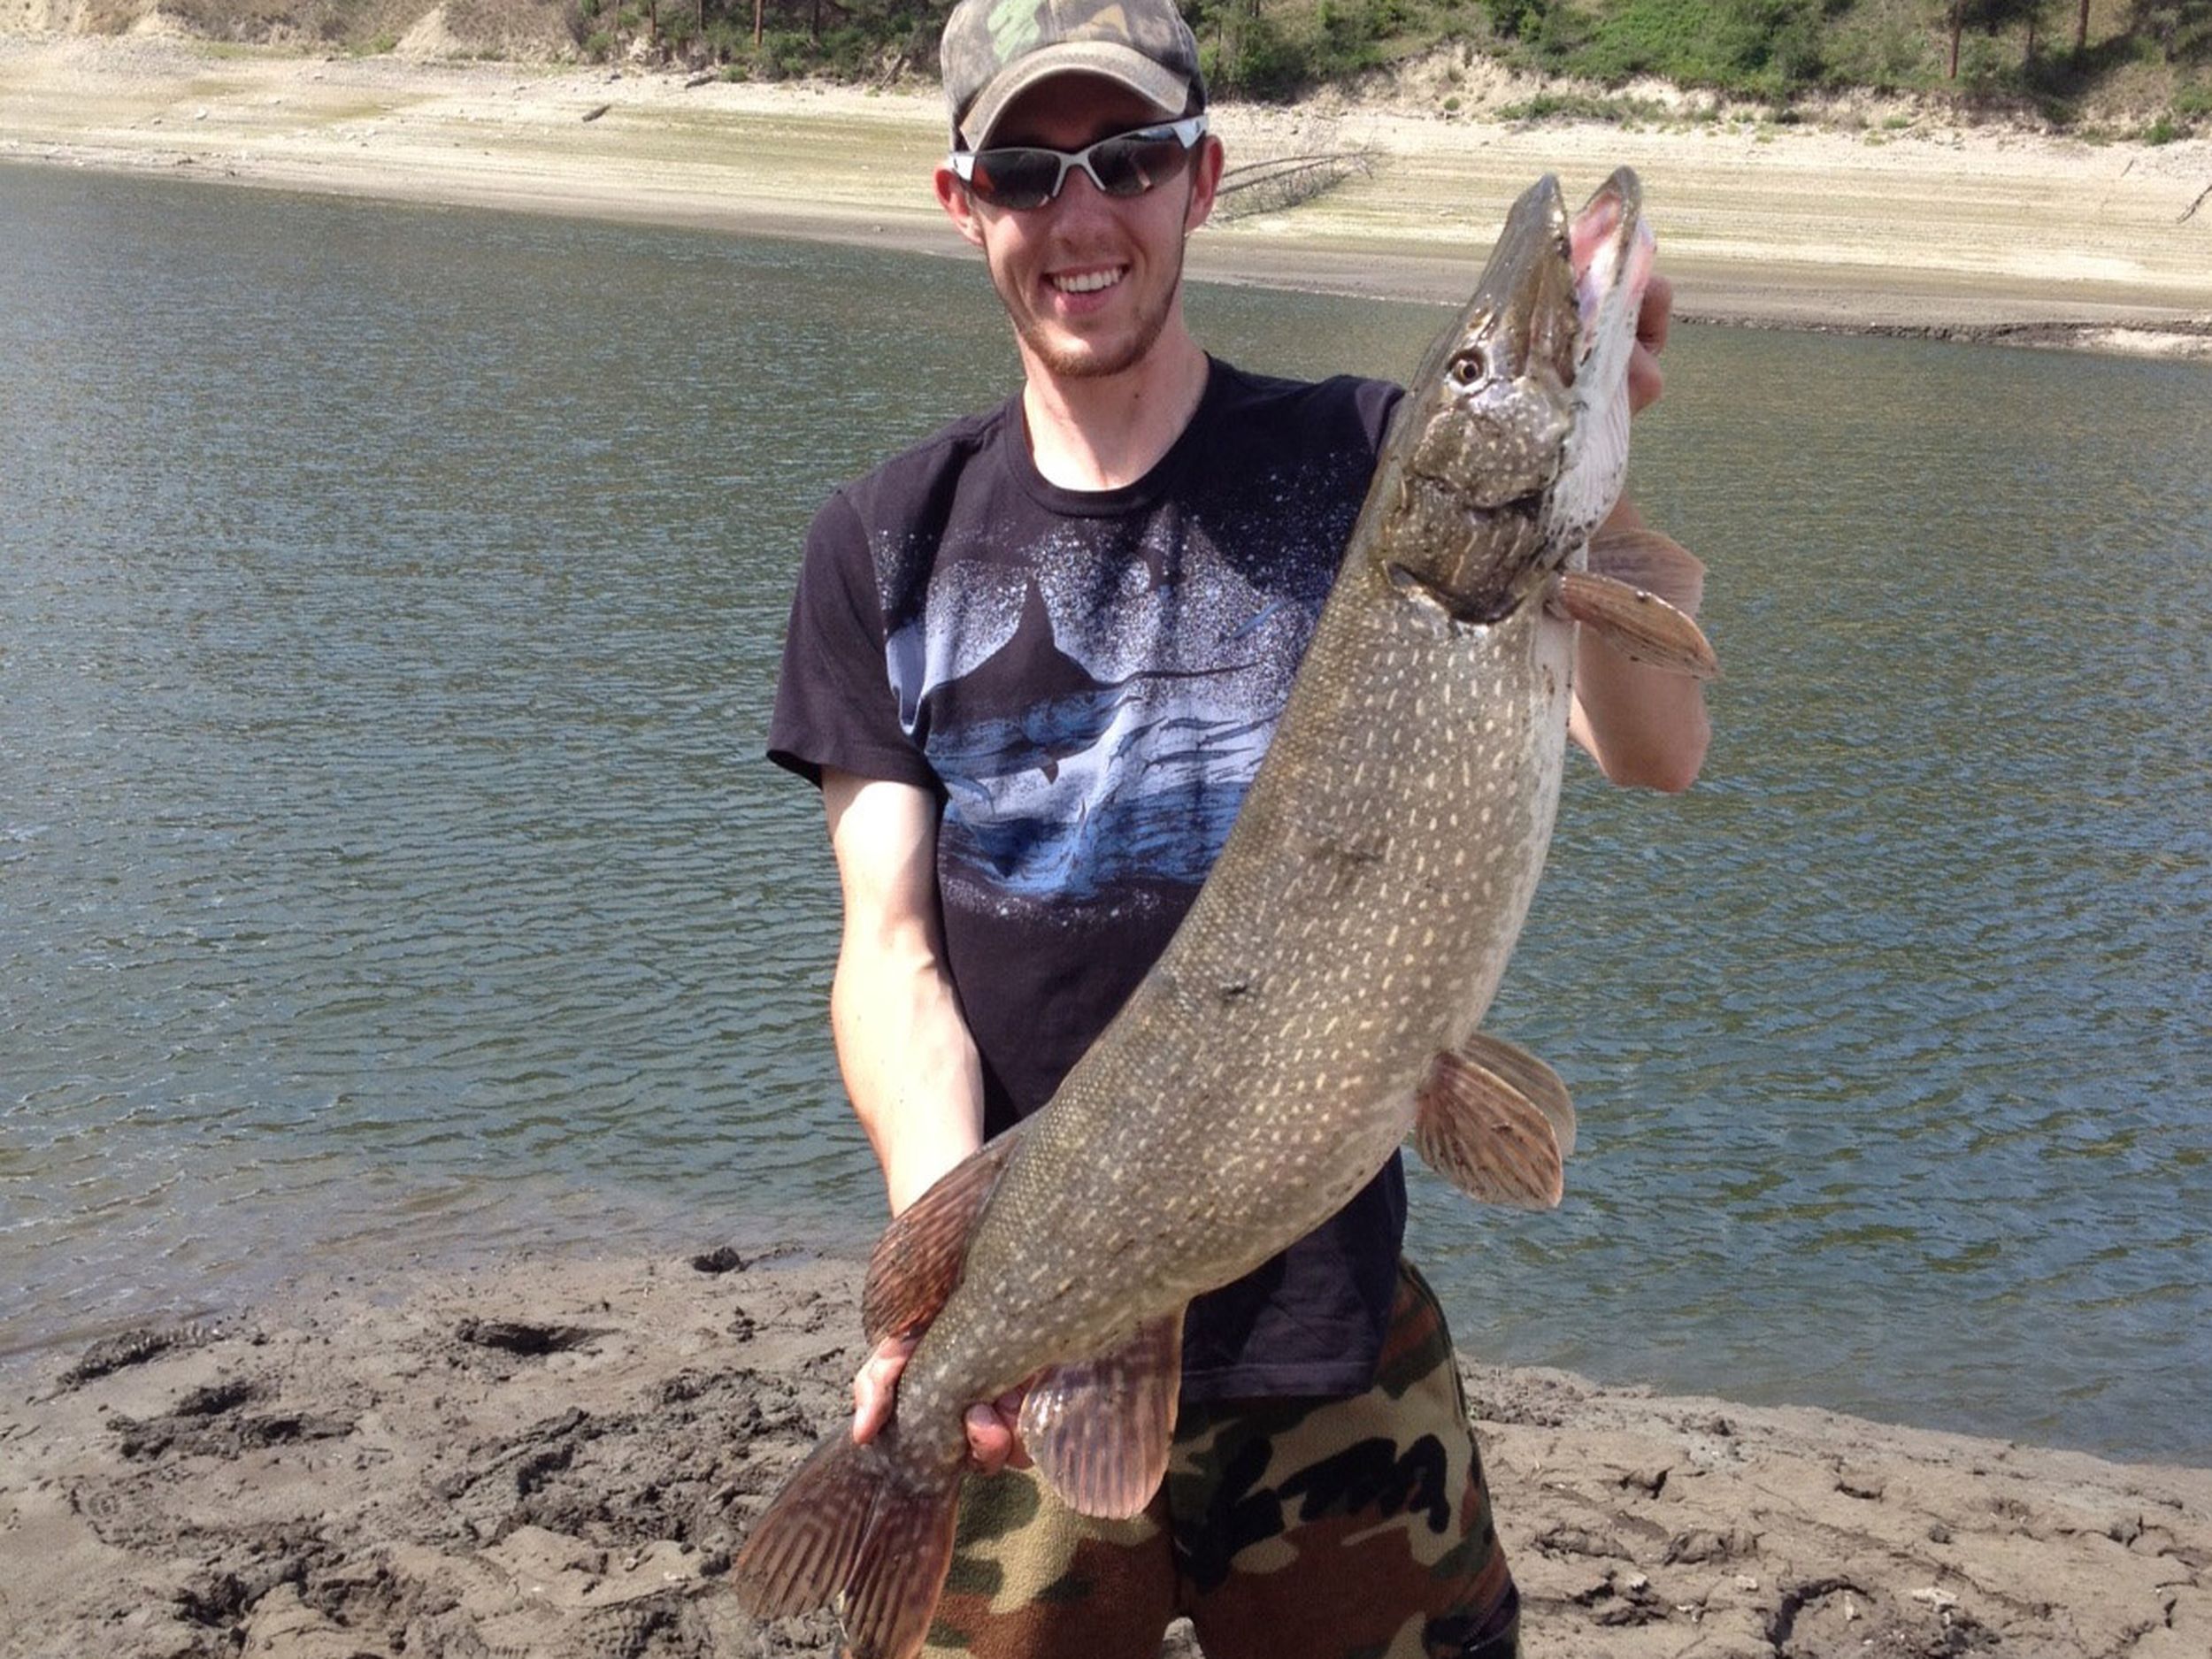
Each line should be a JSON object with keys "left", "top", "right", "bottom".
{"left": 769, "top": 357, "right": 1410, "bottom": 1400}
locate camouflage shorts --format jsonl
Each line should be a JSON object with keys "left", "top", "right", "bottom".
{"left": 922, "top": 1260, "right": 1519, "bottom": 1659}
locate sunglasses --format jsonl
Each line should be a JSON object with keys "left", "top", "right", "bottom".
{"left": 949, "top": 115, "right": 1209, "bottom": 211}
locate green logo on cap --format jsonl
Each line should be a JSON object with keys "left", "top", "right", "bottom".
{"left": 987, "top": 0, "right": 1043, "bottom": 61}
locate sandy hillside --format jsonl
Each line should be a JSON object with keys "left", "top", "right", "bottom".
{"left": 2, "top": 35, "right": 2208, "bottom": 349}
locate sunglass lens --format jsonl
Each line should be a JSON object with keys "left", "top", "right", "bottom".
{"left": 970, "top": 149, "right": 1059, "bottom": 210}
{"left": 1090, "top": 135, "right": 1188, "bottom": 197}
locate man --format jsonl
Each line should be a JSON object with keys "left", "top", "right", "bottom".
{"left": 765, "top": 1, "right": 1709, "bottom": 1652}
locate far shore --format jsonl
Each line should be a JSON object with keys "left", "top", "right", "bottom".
{"left": 3, "top": 34, "right": 2210, "bottom": 356}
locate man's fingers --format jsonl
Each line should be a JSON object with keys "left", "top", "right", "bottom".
{"left": 993, "top": 1388, "right": 1033, "bottom": 1471}
{"left": 960, "top": 1388, "right": 1033, "bottom": 1475}
{"left": 964, "top": 1401, "right": 1017, "bottom": 1475}
{"left": 851, "top": 1333, "right": 918, "bottom": 1445}
{"left": 1639, "top": 271, "right": 1673, "bottom": 357}
{"left": 1628, "top": 271, "right": 1673, "bottom": 416}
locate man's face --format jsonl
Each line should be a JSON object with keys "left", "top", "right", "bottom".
{"left": 935, "top": 77, "right": 1221, "bottom": 384}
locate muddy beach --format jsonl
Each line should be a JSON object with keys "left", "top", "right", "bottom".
{"left": 4, "top": 1250, "right": 2208, "bottom": 1658}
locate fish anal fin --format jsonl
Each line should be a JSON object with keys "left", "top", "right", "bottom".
{"left": 862, "top": 1120, "right": 1029, "bottom": 1348}
{"left": 1017, "top": 1312, "right": 1183, "bottom": 1520}
{"left": 1586, "top": 524, "right": 1706, "bottom": 613}
{"left": 1413, "top": 1033, "right": 1577, "bottom": 1210}
{"left": 1556, "top": 568, "right": 1719, "bottom": 681}
{"left": 730, "top": 1424, "right": 961, "bottom": 1659}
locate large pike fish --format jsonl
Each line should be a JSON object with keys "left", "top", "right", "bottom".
{"left": 733, "top": 169, "right": 1715, "bottom": 1658}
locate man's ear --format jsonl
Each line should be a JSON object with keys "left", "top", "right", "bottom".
{"left": 1184, "top": 135, "right": 1225, "bottom": 234}
{"left": 935, "top": 166, "right": 987, "bottom": 248}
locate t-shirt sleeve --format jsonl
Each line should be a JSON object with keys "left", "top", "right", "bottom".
{"left": 765, "top": 491, "right": 937, "bottom": 793}
{"left": 1353, "top": 374, "right": 1404, "bottom": 456}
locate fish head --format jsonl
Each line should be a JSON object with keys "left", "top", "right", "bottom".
{"left": 1373, "top": 169, "right": 1652, "bottom": 624}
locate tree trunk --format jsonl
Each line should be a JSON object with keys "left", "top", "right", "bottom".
{"left": 2073, "top": 0, "right": 2089, "bottom": 53}
{"left": 754, "top": 0, "right": 763, "bottom": 46}
{"left": 1948, "top": 0, "right": 1962, "bottom": 75}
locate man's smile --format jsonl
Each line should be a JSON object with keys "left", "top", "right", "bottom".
{"left": 1049, "top": 265, "right": 1126, "bottom": 296}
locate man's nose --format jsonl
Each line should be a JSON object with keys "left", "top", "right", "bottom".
{"left": 1049, "top": 163, "right": 1116, "bottom": 219}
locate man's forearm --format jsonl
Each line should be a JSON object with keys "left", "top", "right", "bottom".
{"left": 1569, "top": 497, "right": 1711, "bottom": 793}
{"left": 821, "top": 770, "right": 990, "bottom": 1217}
{"left": 831, "top": 933, "right": 987, "bottom": 1217}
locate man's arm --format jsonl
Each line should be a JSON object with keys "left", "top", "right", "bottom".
{"left": 823, "top": 768, "right": 985, "bottom": 1216}
{"left": 821, "top": 767, "right": 1027, "bottom": 1471}
{"left": 1567, "top": 270, "right": 1710, "bottom": 795}
{"left": 1567, "top": 495, "right": 1711, "bottom": 794}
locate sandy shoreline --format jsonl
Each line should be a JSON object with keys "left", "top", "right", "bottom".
{"left": 3, "top": 1249, "right": 2207, "bottom": 1658}
{"left": 4, "top": 35, "right": 2210, "bottom": 353}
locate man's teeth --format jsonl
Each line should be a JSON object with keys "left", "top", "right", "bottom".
{"left": 1054, "top": 269, "right": 1122, "bottom": 295}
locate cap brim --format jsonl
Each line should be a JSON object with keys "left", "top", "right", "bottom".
{"left": 958, "top": 44, "right": 1190, "bottom": 149}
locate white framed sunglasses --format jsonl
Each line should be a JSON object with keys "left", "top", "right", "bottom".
{"left": 949, "top": 114, "right": 1210, "bottom": 211}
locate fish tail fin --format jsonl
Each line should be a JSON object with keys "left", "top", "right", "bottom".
{"left": 845, "top": 1458, "right": 962, "bottom": 1659}
{"left": 731, "top": 1425, "right": 960, "bottom": 1659}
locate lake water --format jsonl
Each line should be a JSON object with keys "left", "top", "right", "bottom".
{"left": 3, "top": 162, "right": 2207, "bottom": 1463}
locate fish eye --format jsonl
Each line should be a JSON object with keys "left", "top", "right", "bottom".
{"left": 1445, "top": 349, "right": 1487, "bottom": 389}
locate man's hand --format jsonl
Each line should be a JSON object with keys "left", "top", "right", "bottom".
{"left": 852, "top": 1332, "right": 1031, "bottom": 1476}
{"left": 1628, "top": 271, "right": 1671, "bottom": 418}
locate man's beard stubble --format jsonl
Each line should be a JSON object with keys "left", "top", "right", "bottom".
{"left": 992, "top": 221, "right": 1190, "bottom": 381}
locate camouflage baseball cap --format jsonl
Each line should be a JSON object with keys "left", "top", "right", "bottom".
{"left": 941, "top": 0, "right": 1205, "bottom": 150}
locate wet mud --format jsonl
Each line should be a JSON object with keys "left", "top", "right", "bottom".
{"left": 3, "top": 1254, "right": 2206, "bottom": 1659}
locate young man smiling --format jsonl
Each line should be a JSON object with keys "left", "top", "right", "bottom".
{"left": 766, "top": 1, "right": 1709, "bottom": 1653}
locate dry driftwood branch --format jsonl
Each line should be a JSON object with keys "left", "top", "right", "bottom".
{"left": 1214, "top": 150, "right": 1378, "bottom": 221}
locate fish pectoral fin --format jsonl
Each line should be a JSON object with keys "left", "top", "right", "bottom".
{"left": 730, "top": 1421, "right": 960, "bottom": 1659}
{"left": 1017, "top": 1312, "right": 1183, "bottom": 1521}
{"left": 1412, "top": 1033, "right": 1578, "bottom": 1210}
{"left": 1555, "top": 567, "right": 1719, "bottom": 681}
{"left": 1585, "top": 524, "right": 1706, "bottom": 614}
{"left": 862, "top": 1118, "right": 1032, "bottom": 1348}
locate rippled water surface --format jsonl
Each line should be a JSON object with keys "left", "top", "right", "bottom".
{"left": 3, "top": 164, "right": 2207, "bottom": 1462}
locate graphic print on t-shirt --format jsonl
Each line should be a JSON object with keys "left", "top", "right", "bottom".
{"left": 867, "top": 413, "right": 1398, "bottom": 938}
{"left": 882, "top": 503, "right": 1326, "bottom": 919}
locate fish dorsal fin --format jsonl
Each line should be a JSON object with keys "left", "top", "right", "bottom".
{"left": 1017, "top": 1312, "right": 1183, "bottom": 1520}
{"left": 1556, "top": 569, "right": 1719, "bottom": 680}
{"left": 1413, "top": 1033, "right": 1577, "bottom": 1210}
{"left": 861, "top": 1119, "right": 1030, "bottom": 1348}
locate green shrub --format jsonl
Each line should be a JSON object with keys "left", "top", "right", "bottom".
{"left": 1565, "top": 0, "right": 1828, "bottom": 96}
{"left": 1203, "top": 12, "right": 1317, "bottom": 99}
